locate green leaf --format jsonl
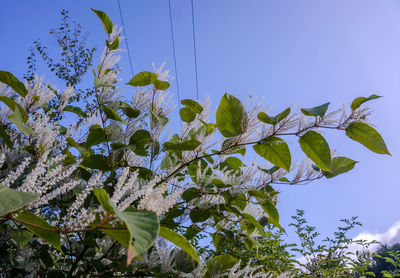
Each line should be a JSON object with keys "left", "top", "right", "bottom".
{"left": 86, "top": 124, "right": 107, "bottom": 147}
{"left": 8, "top": 107, "right": 34, "bottom": 134}
{"left": 181, "top": 99, "right": 203, "bottom": 114}
{"left": 182, "top": 188, "right": 201, "bottom": 202}
{"left": 216, "top": 93, "right": 248, "bottom": 137}
{"left": 179, "top": 107, "right": 196, "bottom": 123}
{"left": 16, "top": 211, "right": 61, "bottom": 252}
{"left": 66, "top": 137, "right": 88, "bottom": 156}
{"left": 0, "top": 71, "right": 28, "bottom": 97}
{"left": 81, "top": 154, "right": 111, "bottom": 171}
{"left": 0, "top": 185, "right": 38, "bottom": 216}
{"left": 152, "top": 79, "right": 170, "bottom": 90}
{"left": 351, "top": 94, "right": 382, "bottom": 110}
{"left": 159, "top": 226, "right": 199, "bottom": 262}
{"left": 0, "top": 125, "right": 12, "bottom": 148}
{"left": 106, "top": 37, "right": 119, "bottom": 50}
{"left": 131, "top": 166, "right": 153, "bottom": 180}
{"left": 221, "top": 138, "right": 246, "bottom": 156}
{"left": 10, "top": 230, "right": 32, "bottom": 248}
{"left": 257, "top": 107, "right": 291, "bottom": 125}
{"left": 0, "top": 96, "right": 28, "bottom": 121}
{"left": 190, "top": 208, "right": 210, "bottom": 223}
{"left": 164, "top": 138, "right": 201, "bottom": 151}
{"left": 299, "top": 131, "right": 332, "bottom": 171}
{"left": 325, "top": 156, "right": 358, "bottom": 178}
{"left": 253, "top": 137, "right": 291, "bottom": 171}
{"left": 129, "top": 129, "right": 152, "bottom": 156}
{"left": 301, "top": 102, "right": 330, "bottom": 118}
{"left": 242, "top": 213, "right": 264, "bottom": 235}
{"left": 116, "top": 208, "right": 159, "bottom": 266}
{"left": 93, "top": 188, "right": 159, "bottom": 265}
{"left": 102, "top": 106, "right": 126, "bottom": 124}
{"left": 119, "top": 101, "right": 140, "bottom": 118}
{"left": 149, "top": 105, "right": 169, "bottom": 127}
{"left": 248, "top": 190, "right": 281, "bottom": 229}
{"left": 219, "top": 157, "right": 244, "bottom": 172}
{"left": 127, "top": 71, "right": 157, "bottom": 87}
{"left": 346, "top": 122, "right": 390, "bottom": 155}
{"left": 93, "top": 188, "right": 115, "bottom": 214}
{"left": 91, "top": 8, "right": 113, "bottom": 34}
{"left": 205, "top": 255, "right": 238, "bottom": 278}
{"left": 63, "top": 105, "right": 87, "bottom": 118}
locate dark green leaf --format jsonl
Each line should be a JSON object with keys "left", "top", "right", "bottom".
{"left": 127, "top": 71, "right": 157, "bottom": 87}
{"left": 159, "top": 226, "right": 199, "bottom": 262}
{"left": 216, "top": 93, "right": 248, "bottom": 137}
{"left": 351, "top": 94, "right": 382, "bottom": 110}
{"left": 253, "top": 137, "right": 291, "bottom": 171}
{"left": 0, "top": 71, "right": 27, "bottom": 97}
{"left": 190, "top": 208, "right": 210, "bottom": 223}
{"left": 63, "top": 105, "right": 87, "bottom": 118}
{"left": 152, "top": 79, "right": 170, "bottom": 90}
{"left": 0, "top": 125, "right": 12, "bottom": 148}
{"left": 301, "top": 102, "right": 330, "bottom": 118}
{"left": 257, "top": 107, "right": 291, "bottom": 125}
{"left": 129, "top": 129, "right": 152, "bottom": 156}
{"left": 205, "top": 255, "right": 238, "bottom": 278}
{"left": 10, "top": 230, "right": 32, "bottom": 248}
{"left": 91, "top": 8, "right": 113, "bottom": 34}
{"left": 164, "top": 138, "right": 201, "bottom": 151}
{"left": 119, "top": 101, "right": 140, "bottom": 118}
{"left": 86, "top": 124, "right": 107, "bottom": 147}
{"left": 0, "top": 185, "right": 38, "bottom": 216}
{"left": 106, "top": 37, "right": 119, "bottom": 50}
{"left": 16, "top": 211, "right": 61, "bottom": 251}
{"left": 325, "top": 156, "right": 358, "bottom": 178}
{"left": 81, "top": 154, "right": 111, "bottom": 171}
{"left": 182, "top": 188, "right": 201, "bottom": 202}
{"left": 102, "top": 106, "right": 126, "bottom": 123}
{"left": 179, "top": 107, "right": 196, "bottom": 123}
{"left": 181, "top": 99, "right": 203, "bottom": 114}
{"left": 299, "top": 131, "right": 332, "bottom": 171}
{"left": 346, "top": 122, "right": 390, "bottom": 155}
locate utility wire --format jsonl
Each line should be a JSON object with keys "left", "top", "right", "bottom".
{"left": 117, "top": 0, "right": 135, "bottom": 76}
{"left": 168, "top": 0, "right": 181, "bottom": 111}
{"left": 191, "top": 0, "right": 199, "bottom": 100}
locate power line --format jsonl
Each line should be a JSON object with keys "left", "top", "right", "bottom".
{"left": 191, "top": 0, "right": 199, "bottom": 100}
{"left": 168, "top": 0, "right": 181, "bottom": 111}
{"left": 117, "top": 0, "right": 135, "bottom": 76}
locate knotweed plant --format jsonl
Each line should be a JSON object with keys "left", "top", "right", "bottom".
{"left": 0, "top": 9, "right": 390, "bottom": 277}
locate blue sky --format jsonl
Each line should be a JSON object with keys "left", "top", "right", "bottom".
{"left": 1, "top": 0, "right": 399, "bottom": 244}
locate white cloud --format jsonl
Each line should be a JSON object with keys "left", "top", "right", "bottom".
{"left": 353, "top": 221, "right": 400, "bottom": 251}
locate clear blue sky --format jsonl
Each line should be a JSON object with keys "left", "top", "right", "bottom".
{"left": 1, "top": 0, "right": 399, "bottom": 244}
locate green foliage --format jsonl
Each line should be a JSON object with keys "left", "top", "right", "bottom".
{"left": 216, "top": 93, "right": 248, "bottom": 137}
{"left": 351, "top": 94, "right": 382, "bottom": 111}
{"left": 0, "top": 8, "right": 390, "bottom": 277}
{"left": 0, "top": 186, "right": 38, "bottom": 217}
{"left": 290, "top": 210, "right": 377, "bottom": 278}
{"left": 0, "top": 71, "right": 28, "bottom": 97}
{"left": 346, "top": 121, "right": 391, "bottom": 155}
{"left": 258, "top": 107, "right": 290, "bottom": 125}
{"left": 253, "top": 137, "right": 291, "bottom": 171}
{"left": 301, "top": 102, "right": 330, "bottom": 118}
{"left": 299, "top": 130, "right": 332, "bottom": 171}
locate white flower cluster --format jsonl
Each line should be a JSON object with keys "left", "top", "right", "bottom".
{"left": 22, "top": 75, "right": 55, "bottom": 112}
{"left": 58, "top": 86, "right": 75, "bottom": 112}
